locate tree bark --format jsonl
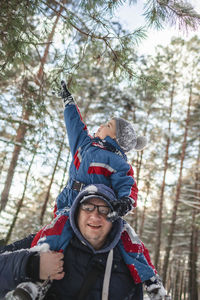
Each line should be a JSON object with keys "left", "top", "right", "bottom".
{"left": 40, "top": 136, "right": 65, "bottom": 225}
{"left": 4, "top": 148, "right": 37, "bottom": 244}
{"left": 132, "top": 109, "right": 151, "bottom": 231}
{"left": 139, "top": 181, "right": 150, "bottom": 237}
{"left": 162, "top": 84, "right": 192, "bottom": 285}
{"left": 188, "top": 140, "right": 199, "bottom": 300}
{"left": 0, "top": 150, "right": 8, "bottom": 178}
{"left": 0, "top": 5, "right": 63, "bottom": 211}
{"left": 174, "top": 260, "right": 181, "bottom": 300}
{"left": 0, "top": 109, "right": 30, "bottom": 211}
{"left": 154, "top": 79, "right": 175, "bottom": 269}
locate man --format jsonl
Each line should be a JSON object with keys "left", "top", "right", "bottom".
{"left": 0, "top": 184, "right": 143, "bottom": 300}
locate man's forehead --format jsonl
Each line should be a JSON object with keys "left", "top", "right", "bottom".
{"left": 86, "top": 197, "right": 108, "bottom": 206}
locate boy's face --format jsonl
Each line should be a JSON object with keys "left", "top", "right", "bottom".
{"left": 95, "top": 119, "right": 116, "bottom": 140}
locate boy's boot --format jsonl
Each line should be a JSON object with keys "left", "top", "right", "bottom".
{"left": 5, "top": 281, "right": 51, "bottom": 300}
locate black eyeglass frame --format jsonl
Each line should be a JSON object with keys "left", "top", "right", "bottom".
{"left": 80, "top": 202, "right": 111, "bottom": 216}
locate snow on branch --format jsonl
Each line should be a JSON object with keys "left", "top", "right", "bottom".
{"left": 0, "top": 114, "right": 35, "bottom": 128}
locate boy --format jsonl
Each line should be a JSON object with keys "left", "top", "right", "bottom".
{"left": 54, "top": 81, "right": 147, "bottom": 219}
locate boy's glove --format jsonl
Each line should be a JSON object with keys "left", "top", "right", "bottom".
{"left": 60, "top": 80, "right": 74, "bottom": 106}
{"left": 145, "top": 276, "right": 167, "bottom": 300}
{"left": 107, "top": 197, "right": 133, "bottom": 222}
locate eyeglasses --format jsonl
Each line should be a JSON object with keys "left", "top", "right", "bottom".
{"left": 80, "top": 202, "right": 111, "bottom": 216}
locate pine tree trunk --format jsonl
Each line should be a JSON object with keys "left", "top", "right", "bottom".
{"left": 183, "top": 279, "right": 187, "bottom": 300}
{"left": 162, "top": 84, "right": 193, "bottom": 285}
{"left": 135, "top": 109, "right": 150, "bottom": 185}
{"left": 166, "top": 264, "right": 172, "bottom": 297}
{"left": 139, "top": 181, "right": 150, "bottom": 237}
{"left": 40, "top": 135, "right": 65, "bottom": 225}
{"left": 188, "top": 142, "right": 199, "bottom": 300}
{"left": 4, "top": 148, "right": 37, "bottom": 244}
{"left": 179, "top": 262, "right": 185, "bottom": 300}
{"left": 0, "top": 109, "right": 30, "bottom": 211}
{"left": 0, "top": 6, "right": 63, "bottom": 211}
{"left": 0, "top": 149, "right": 8, "bottom": 178}
{"left": 132, "top": 110, "right": 150, "bottom": 231}
{"left": 154, "top": 80, "right": 175, "bottom": 269}
{"left": 174, "top": 260, "right": 180, "bottom": 300}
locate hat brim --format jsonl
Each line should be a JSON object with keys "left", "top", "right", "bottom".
{"left": 80, "top": 195, "right": 113, "bottom": 211}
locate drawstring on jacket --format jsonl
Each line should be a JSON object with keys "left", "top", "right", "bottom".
{"left": 102, "top": 249, "right": 114, "bottom": 300}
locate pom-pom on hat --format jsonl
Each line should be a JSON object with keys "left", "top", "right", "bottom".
{"left": 113, "top": 117, "right": 147, "bottom": 152}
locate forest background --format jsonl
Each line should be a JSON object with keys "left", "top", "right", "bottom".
{"left": 0, "top": 1, "right": 199, "bottom": 299}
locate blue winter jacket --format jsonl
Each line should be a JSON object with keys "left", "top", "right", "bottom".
{"left": 0, "top": 234, "right": 35, "bottom": 298}
{"left": 56, "top": 103, "right": 138, "bottom": 212}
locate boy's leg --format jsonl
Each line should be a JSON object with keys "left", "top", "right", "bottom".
{"left": 119, "top": 222, "right": 167, "bottom": 299}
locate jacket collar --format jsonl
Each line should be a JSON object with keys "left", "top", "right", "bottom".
{"left": 92, "top": 137, "right": 127, "bottom": 161}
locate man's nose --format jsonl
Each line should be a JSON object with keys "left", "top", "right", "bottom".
{"left": 90, "top": 207, "right": 101, "bottom": 218}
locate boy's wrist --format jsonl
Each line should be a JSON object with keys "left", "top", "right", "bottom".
{"left": 63, "top": 95, "right": 74, "bottom": 107}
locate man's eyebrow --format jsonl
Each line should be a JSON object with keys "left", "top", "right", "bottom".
{"left": 87, "top": 201, "right": 109, "bottom": 207}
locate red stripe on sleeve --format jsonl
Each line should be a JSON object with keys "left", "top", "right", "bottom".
{"left": 121, "top": 231, "right": 144, "bottom": 253}
{"left": 31, "top": 215, "right": 69, "bottom": 247}
{"left": 74, "top": 150, "right": 80, "bottom": 170}
{"left": 128, "top": 265, "right": 142, "bottom": 284}
{"left": 127, "top": 165, "right": 138, "bottom": 207}
{"left": 141, "top": 241, "right": 157, "bottom": 274}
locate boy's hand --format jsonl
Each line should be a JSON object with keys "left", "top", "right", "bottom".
{"left": 145, "top": 276, "right": 167, "bottom": 300}
{"left": 107, "top": 197, "right": 133, "bottom": 222}
{"left": 146, "top": 284, "right": 167, "bottom": 300}
{"left": 60, "top": 80, "right": 74, "bottom": 106}
{"left": 60, "top": 80, "right": 71, "bottom": 97}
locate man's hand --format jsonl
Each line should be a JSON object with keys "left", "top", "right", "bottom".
{"left": 39, "top": 252, "right": 64, "bottom": 280}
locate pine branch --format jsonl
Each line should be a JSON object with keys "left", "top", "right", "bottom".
{"left": 144, "top": 0, "right": 200, "bottom": 30}
{"left": 39, "top": 0, "right": 144, "bottom": 77}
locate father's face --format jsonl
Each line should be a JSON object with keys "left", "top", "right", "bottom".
{"left": 77, "top": 198, "right": 112, "bottom": 250}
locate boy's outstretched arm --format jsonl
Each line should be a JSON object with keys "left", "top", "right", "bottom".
{"left": 59, "top": 81, "right": 91, "bottom": 156}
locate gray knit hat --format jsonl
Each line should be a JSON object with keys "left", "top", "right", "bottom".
{"left": 113, "top": 117, "right": 147, "bottom": 152}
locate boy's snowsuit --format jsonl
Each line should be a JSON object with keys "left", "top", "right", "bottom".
{"left": 32, "top": 101, "right": 160, "bottom": 286}
{"left": 55, "top": 102, "right": 138, "bottom": 213}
